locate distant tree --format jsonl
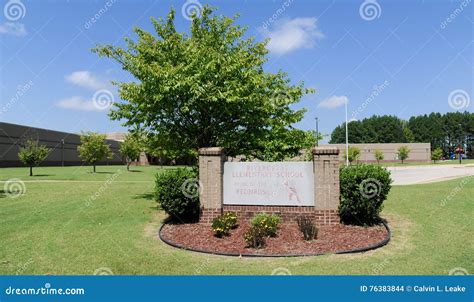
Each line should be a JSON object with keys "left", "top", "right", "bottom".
{"left": 93, "top": 6, "right": 314, "bottom": 161}
{"left": 397, "top": 146, "right": 410, "bottom": 164}
{"left": 18, "top": 139, "right": 50, "bottom": 176}
{"left": 77, "top": 132, "right": 113, "bottom": 173}
{"left": 344, "top": 146, "right": 361, "bottom": 164}
{"left": 120, "top": 134, "right": 142, "bottom": 171}
{"left": 374, "top": 149, "right": 384, "bottom": 164}
{"left": 431, "top": 148, "right": 443, "bottom": 163}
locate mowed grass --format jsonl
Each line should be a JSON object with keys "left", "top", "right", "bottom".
{"left": 0, "top": 166, "right": 472, "bottom": 275}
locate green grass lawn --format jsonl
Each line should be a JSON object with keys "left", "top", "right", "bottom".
{"left": 0, "top": 165, "right": 472, "bottom": 275}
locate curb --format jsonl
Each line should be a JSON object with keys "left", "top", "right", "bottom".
{"left": 158, "top": 221, "right": 391, "bottom": 258}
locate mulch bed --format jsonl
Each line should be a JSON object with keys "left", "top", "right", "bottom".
{"left": 159, "top": 222, "right": 389, "bottom": 256}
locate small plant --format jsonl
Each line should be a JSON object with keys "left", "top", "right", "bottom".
{"left": 243, "top": 225, "right": 266, "bottom": 249}
{"left": 374, "top": 149, "right": 384, "bottom": 164}
{"left": 397, "top": 145, "right": 410, "bottom": 164}
{"left": 296, "top": 216, "right": 318, "bottom": 241}
{"left": 251, "top": 213, "right": 281, "bottom": 237}
{"left": 431, "top": 148, "right": 443, "bottom": 163}
{"left": 77, "top": 132, "right": 113, "bottom": 173}
{"left": 211, "top": 212, "right": 238, "bottom": 237}
{"left": 18, "top": 139, "right": 50, "bottom": 176}
{"left": 345, "top": 146, "right": 361, "bottom": 164}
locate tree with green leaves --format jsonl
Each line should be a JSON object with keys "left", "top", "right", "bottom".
{"left": 374, "top": 149, "right": 384, "bottom": 164}
{"left": 92, "top": 6, "right": 314, "bottom": 161}
{"left": 77, "top": 132, "right": 113, "bottom": 173}
{"left": 431, "top": 148, "right": 443, "bottom": 163}
{"left": 345, "top": 146, "right": 361, "bottom": 164}
{"left": 397, "top": 145, "right": 410, "bottom": 164}
{"left": 18, "top": 139, "right": 50, "bottom": 176}
{"left": 120, "top": 134, "right": 142, "bottom": 171}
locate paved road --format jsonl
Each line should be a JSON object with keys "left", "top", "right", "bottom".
{"left": 388, "top": 164, "right": 474, "bottom": 185}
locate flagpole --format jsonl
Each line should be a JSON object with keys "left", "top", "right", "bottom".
{"left": 345, "top": 100, "right": 349, "bottom": 166}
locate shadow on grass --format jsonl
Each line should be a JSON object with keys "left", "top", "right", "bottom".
{"left": 31, "top": 174, "right": 53, "bottom": 177}
{"left": 88, "top": 172, "right": 115, "bottom": 174}
{"left": 127, "top": 170, "right": 143, "bottom": 173}
{"left": 133, "top": 192, "right": 155, "bottom": 201}
{"left": 0, "top": 190, "right": 6, "bottom": 198}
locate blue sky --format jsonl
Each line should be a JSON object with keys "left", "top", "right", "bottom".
{"left": 0, "top": 0, "right": 472, "bottom": 143}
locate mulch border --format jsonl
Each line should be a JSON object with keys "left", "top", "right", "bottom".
{"left": 158, "top": 221, "right": 391, "bottom": 257}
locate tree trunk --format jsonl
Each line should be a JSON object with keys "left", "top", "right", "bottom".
{"left": 127, "top": 161, "right": 130, "bottom": 171}
{"left": 93, "top": 165, "right": 96, "bottom": 173}
{"left": 29, "top": 166, "right": 33, "bottom": 176}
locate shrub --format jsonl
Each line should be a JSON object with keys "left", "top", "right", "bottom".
{"left": 296, "top": 216, "right": 318, "bottom": 241}
{"left": 397, "top": 145, "right": 410, "bottom": 164}
{"left": 244, "top": 225, "right": 266, "bottom": 249}
{"left": 339, "top": 164, "right": 392, "bottom": 226}
{"left": 344, "top": 146, "right": 361, "bottom": 164}
{"left": 251, "top": 213, "right": 281, "bottom": 237}
{"left": 374, "top": 149, "right": 384, "bottom": 164}
{"left": 431, "top": 148, "right": 443, "bottom": 163}
{"left": 154, "top": 168, "right": 200, "bottom": 223}
{"left": 18, "top": 139, "right": 50, "bottom": 176}
{"left": 211, "top": 212, "right": 238, "bottom": 237}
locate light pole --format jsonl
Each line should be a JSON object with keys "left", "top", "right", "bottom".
{"left": 315, "top": 117, "right": 319, "bottom": 146}
{"left": 345, "top": 100, "right": 349, "bottom": 166}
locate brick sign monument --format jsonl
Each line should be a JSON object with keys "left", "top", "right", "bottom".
{"left": 199, "top": 146, "right": 340, "bottom": 225}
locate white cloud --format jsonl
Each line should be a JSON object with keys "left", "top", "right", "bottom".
{"left": 260, "top": 17, "right": 324, "bottom": 55}
{"left": 56, "top": 96, "right": 102, "bottom": 112}
{"left": 0, "top": 22, "right": 27, "bottom": 36}
{"left": 318, "top": 95, "right": 348, "bottom": 109}
{"left": 65, "top": 71, "right": 108, "bottom": 91}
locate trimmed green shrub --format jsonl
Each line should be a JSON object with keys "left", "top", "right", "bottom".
{"left": 431, "top": 148, "right": 443, "bottom": 163}
{"left": 339, "top": 164, "right": 392, "bottom": 226}
{"left": 154, "top": 168, "right": 199, "bottom": 223}
{"left": 244, "top": 225, "right": 266, "bottom": 249}
{"left": 211, "top": 212, "right": 238, "bottom": 237}
{"left": 251, "top": 213, "right": 281, "bottom": 237}
{"left": 296, "top": 215, "right": 318, "bottom": 241}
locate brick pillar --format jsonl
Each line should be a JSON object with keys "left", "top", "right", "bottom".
{"left": 198, "top": 147, "right": 225, "bottom": 223}
{"left": 313, "top": 146, "right": 340, "bottom": 224}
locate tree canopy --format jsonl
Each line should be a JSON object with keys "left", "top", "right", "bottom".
{"left": 77, "top": 132, "right": 113, "bottom": 173}
{"left": 18, "top": 139, "right": 50, "bottom": 176}
{"left": 330, "top": 112, "right": 473, "bottom": 158}
{"left": 93, "top": 6, "right": 315, "bottom": 160}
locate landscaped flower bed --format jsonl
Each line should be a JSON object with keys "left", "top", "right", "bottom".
{"left": 159, "top": 222, "right": 390, "bottom": 256}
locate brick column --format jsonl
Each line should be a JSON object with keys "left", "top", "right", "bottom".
{"left": 313, "top": 146, "right": 340, "bottom": 224}
{"left": 198, "top": 147, "right": 225, "bottom": 223}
